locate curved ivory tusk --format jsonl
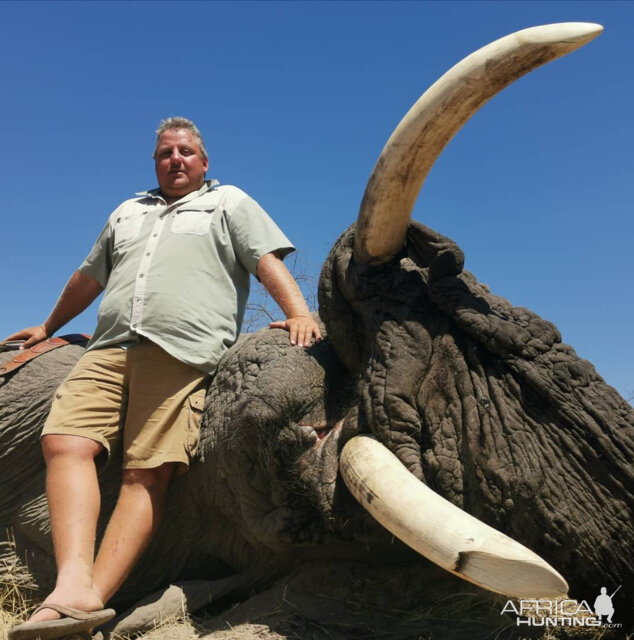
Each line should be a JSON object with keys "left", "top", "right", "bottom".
{"left": 340, "top": 435, "right": 569, "bottom": 598}
{"left": 354, "top": 22, "right": 603, "bottom": 265}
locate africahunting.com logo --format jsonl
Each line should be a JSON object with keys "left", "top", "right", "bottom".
{"left": 501, "top": 586, "right": 622, "bottom": 629}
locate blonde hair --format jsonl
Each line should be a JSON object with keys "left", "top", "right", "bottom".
{"left": 154, "top": 116, "right": 208, "bottom": 161}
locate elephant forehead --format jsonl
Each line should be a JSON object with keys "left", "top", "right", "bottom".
{"left": 220, "top": 329, "right": 330, "bottom": 400}
{"left": 190, "top": 327, "right": 351, "bottom": 549}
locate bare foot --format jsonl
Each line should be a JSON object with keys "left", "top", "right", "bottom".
{"left": 27, "top": 586, "right": 104, "bottom": 624}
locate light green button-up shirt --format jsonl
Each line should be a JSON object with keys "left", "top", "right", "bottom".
{"left": 79, "top": 180, "right": 295, "bottom": 374}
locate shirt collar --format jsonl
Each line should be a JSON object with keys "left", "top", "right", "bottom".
{"left": 135, "top": 179, "right": 220, "bottom": 202}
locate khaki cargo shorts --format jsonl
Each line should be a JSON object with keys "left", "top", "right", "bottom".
{"left": 42, "top": 340, "right": 208, "bottom": 475}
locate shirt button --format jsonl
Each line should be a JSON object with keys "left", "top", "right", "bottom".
{"left": 145, "top": 252, "right": 151, "bottom": 256}
{"left": 153, "top": 233, "right": 158, "bottom": 237}
{"left": 132, "top": 323, "right": 137, "bottom": 328}
{"left": 139, "top": 274, "right": 144, "bottom": 278}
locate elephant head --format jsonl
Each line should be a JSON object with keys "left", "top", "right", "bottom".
{"left": 167, "top": 20, "right": 632, "bottom": 617}
{"left": 323, "top": 22, "right": 633, "bottom": 606}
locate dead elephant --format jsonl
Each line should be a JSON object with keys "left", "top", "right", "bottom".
{"left": 1, "top": 22, "right": 632, "bottom": 638}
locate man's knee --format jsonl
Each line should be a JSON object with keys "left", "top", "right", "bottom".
{"left": 121, "top": 463, "right": 175, "bottom": 493}
{"left": 41, "top": 434, "right": 104, "bottom": 463}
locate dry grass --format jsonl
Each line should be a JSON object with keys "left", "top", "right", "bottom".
{"left": 0, "top": 554, "right": 628, "bottom": 640}
{"left": 111, "top": 612, "right": 197, "bottom": 640}
{"left": 0, "top": 565, "right": 35, "bottom": 638}
{"left": 1, "top": 534, "right": 37, "bottom": 631}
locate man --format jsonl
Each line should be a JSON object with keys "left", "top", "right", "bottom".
{"left": 5, "top": 117, "right": 321, "bottom": 639}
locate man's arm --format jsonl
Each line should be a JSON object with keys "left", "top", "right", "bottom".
{"left": 256, "top": 252, "right": 322, "bottom": 348}
{"left": 3, "top": 270, "right": 104, "bottom": 349}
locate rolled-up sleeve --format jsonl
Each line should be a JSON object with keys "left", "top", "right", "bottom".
{"left": 78, "top": 220, "right": 113, "bottom": 288}
{"left": 227, "top": 194, "right": 295, "bottom": 276}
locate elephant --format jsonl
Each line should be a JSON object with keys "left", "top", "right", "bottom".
{"left": 1, "top": 22, "right": 633, "bottom": 639}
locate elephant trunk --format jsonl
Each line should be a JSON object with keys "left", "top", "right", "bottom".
{"left": 353, "top": 22, "right": 602, "bottom": 266}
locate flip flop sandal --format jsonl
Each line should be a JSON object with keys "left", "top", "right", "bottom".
{"left": 8, "top": 604, "right": 116, "bottom": 640}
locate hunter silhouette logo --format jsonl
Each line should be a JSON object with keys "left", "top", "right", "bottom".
{"left": 594, "top": 586, "right": 620, "bottom": 623}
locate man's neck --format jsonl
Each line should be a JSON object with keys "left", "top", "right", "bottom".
{"left": 159, "top": 182, "right": 207, "bottom": 206}
{"left": 161, "top": 194, "right": 180, "bottom": 206}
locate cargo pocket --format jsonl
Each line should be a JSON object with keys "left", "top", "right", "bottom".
{"left": 186, "top": 388, "right": 206, "bottom": 457}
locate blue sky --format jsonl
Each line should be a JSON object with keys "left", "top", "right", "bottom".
{"left": 1, "top": 1, "right": 632, "bottom": 400}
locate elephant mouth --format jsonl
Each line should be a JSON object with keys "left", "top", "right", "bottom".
{"left": 300, "top": 419, "right": 344, "bottom": 441}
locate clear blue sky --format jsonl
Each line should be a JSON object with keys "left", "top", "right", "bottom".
{"left": 1, "top": 1, "right": 632, "bottom": 400}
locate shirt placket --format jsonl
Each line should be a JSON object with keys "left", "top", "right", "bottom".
{"left": 130, "top": 210, "right": 167, "bottom": 332}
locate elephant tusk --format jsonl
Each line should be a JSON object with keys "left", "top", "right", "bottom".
{"left": 353, "top": 22, "right": 603, "bottom": 265}
{"left": 340, "top": 435, "right": 569, "bottom": 598}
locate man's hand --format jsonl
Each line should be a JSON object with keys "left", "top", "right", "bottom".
{"left": 270, "top": 315, "right": 322, "bottom": 348}
{"left": 257, "top": 252, "right": 323, "bottom": 348}
{"left": 2, "top": 325, "right": 49, "bottom": 350}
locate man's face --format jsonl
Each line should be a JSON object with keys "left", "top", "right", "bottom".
{"left": 155, "top": 129, "right": 209, "bottom": 201}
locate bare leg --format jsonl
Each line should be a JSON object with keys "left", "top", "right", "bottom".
{"left": 27, "top": 438, "right": 174, "bottom": 623}
{"left": 29, "top": 434, "right": 105, "bottom": 624}
{"left": 93, "top": 463, "right": 175, "bottom": 604}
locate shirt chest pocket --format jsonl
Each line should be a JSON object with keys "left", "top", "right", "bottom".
{"left": 171, "top": 207, "right": 215, "bottom": 235}
{"left": 114, "top": 214, "right": 144, "bottom": 246}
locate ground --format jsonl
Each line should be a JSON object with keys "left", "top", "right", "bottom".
{"left": 2, "top": 561, "right": 629, "bottom": 640}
